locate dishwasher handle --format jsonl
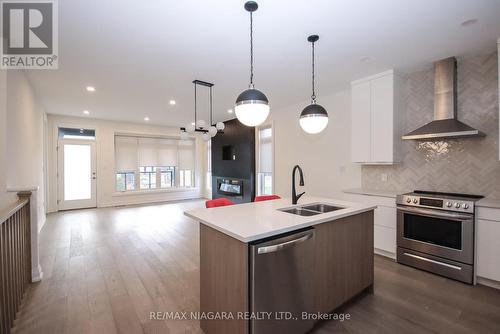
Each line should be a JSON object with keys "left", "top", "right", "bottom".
{"left": 257, "top": 231, "right": 314, "bottom": 254}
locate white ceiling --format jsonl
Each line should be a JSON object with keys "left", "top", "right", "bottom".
{"left": 26, "top": 0, "right": 500, "bottom": 127}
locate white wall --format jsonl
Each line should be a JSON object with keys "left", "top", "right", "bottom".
{"left": 46, "top": 114, "right": 205, "bottom": 212}
{"left": 269, "top": 89, "right": 361, "bottom": 199}
{"left": 5, "top": 71, "right": 46, "bottom": 229}
{"left": 0, "top": 69, "right": 8, "bottom": 206}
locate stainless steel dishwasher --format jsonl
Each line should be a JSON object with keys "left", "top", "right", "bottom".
{"left": 249, "top": 228, "right": 315, "bottom": 334}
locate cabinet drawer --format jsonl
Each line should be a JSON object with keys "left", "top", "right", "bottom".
{"left": 374, "top": 225, "right": 396, "bottom": 254}
{"left": 374, "top": 206, "right": 397, "bottom": 229}
{"left": 477, "top": 207, "right": 500, "bottom": 221}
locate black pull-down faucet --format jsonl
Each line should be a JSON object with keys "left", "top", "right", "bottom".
{"left": 292, "top": 165, "right": 305, "bottom": 205}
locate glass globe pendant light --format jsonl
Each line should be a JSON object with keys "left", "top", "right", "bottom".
{"left": 235, "top": 1, "right": 270, "bottom": 127}
{"left": 300, "top": 35, "right": 329, "bottom": 134}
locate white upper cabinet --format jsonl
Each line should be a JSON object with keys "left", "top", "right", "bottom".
{"left": 351, "top": 70, "right": 401, "bottom": 164}
{"left": 351, "top": 81, "right": 371, "bottom": 162}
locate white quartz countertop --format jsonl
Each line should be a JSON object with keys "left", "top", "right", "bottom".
{"left": 342, "top": 188, "right": 402, "bottom": 198}
{"left": 477, "top": 198, "right": 500, "bottom": 209}
{"left": 342, "top": 188, "right": 500, "bottom": 209}
{"left": 184, "top": 196, "right": 376, "bottom": 243}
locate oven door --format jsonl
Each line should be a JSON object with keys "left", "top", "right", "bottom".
{"left": 397, "top": 206, "right": 474, "bottom": 264}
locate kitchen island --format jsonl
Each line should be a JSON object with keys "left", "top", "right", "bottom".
{"left": 185, "top": 196, "right": 376, "bottom": 334}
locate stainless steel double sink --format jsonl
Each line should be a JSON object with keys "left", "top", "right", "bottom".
{"left": 279, "top": 203, "right": 345, "bottom": 216}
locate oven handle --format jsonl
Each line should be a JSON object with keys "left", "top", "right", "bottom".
{"left": 403, "top": 252, "right": 462, "bottom": 271}
{"left": 397, "top": 206, "right": 473, "bottom": 221}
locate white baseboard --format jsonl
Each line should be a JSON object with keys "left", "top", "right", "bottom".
{"left": 374, "top": 248, "right": 396, "bottom": 259}
{"left": 96, "top": 195, "right": 204, "bottom": 209}
{"left": 38, "top": 215, "right": 46, "bottom": 232}
{"left": 477, "top": 276, "right": 500, "bottom": 290}
{"left": 32, "top": 264, "right": 43, "bottom": 282}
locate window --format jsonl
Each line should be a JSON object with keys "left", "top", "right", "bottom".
{"left": 259, "top": 173, "right": 273, "bottom": 195}
{"left": 180, "top": 169, "right": 192, "bottom": 188}
{"left": 116, "top": 172, "right": 135, "bottom": 191}
{"left": 140, "top": 166, "right": 157, "bottom": 189}
{"left": 257, "top": 125, "right": 273, "bottom": 196}
{"left": 160, "top": 166, "right": 175, "bottom": 188}
{"left": 114, "top": 135, "right": 196, "bottom": 192}
{"left": 58, "top": 127, "right": 96, "bottom": 140}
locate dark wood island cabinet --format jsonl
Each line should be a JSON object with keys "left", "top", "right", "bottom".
{"left": 189, "top": 201, "right": 375, "bottom": 334}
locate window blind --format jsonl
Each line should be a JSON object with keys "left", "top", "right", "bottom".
{"left": 178, "top": 139, "right": 196, "bottom": 170}
{"left": 115, "top": 136, "right": 138, "bottom": 171}
{"left": 115, "top": 135, "right": 195, "bottom": 171}
{"left": 138, "top": 138, "right": 178, "bottom": 167}
{"left": 258, "top": 127, "right": 273, "bottom": 173}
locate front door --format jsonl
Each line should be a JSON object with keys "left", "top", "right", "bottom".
{"left": 57, "top": 140, "right": 97, "bottom": 210}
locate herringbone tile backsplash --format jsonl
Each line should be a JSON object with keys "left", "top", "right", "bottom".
{"left": 362, "top": 51, "right": 500, "bottom": 199}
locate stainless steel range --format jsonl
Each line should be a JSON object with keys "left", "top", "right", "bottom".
{"left": 396, "top": 190, "right": 483, "bottom": 284}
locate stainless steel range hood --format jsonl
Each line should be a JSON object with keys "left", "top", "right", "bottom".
{"left": 402, "top": 57, "right": 484, "bottom": 140}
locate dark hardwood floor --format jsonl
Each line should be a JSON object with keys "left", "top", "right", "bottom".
{"left": 11, "top": 200, "right": 500, "bottom": 333}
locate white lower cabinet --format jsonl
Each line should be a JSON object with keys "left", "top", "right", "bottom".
{"left": 343, "top": 193, "right": 397, "bottom": 258}
{"left": 374, "top": 225, "right": 396, "bottom": 254}
{"left": 374, "top": 205, "right": 397, "bottom": 229}
{"left": 476, "top": 217, "right": 500, "bottom": 282}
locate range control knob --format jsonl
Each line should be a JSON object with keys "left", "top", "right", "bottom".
{"left": 446, "top": 202, "right": 452, "bottom": 208}
{"left": 463, "top": 203, "right": 470, "bottom": 210}
{"left": 413, "top": 198, "right": 418, "bottom": 204}
{"left": 455, "top": 203, "right": 461, "bottom": 208}
{"left": 406, "top": 198, "right": 412, "bottom": 203}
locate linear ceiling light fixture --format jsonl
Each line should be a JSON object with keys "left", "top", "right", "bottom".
{"left": 234, "top": 1, "right": 269, "bottom": 127}
{"left": 300, "top": 35, "right": 329, "bottom": 134}
{"left": 180, "top": 80, "right": 225, "bottom": 141}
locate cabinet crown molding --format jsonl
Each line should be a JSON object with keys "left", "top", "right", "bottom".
{"left": 351, "top": 69, "right": 396, "bottom": 86}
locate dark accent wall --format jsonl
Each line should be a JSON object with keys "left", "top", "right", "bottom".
{"left": 211, "top": 118, "right": 255, "bottom": 203}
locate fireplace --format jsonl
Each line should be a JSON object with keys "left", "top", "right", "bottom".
{"left": 211, "top": 119, "right": 255, "bottom": 204}
{"left": 216, "top": 177, "right": 244, "bottom": 197}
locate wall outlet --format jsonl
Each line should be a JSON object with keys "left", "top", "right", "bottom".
{"left": 381, "top": 173, "right": 388, "bottom": 182}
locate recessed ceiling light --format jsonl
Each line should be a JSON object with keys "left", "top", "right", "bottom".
{"left": 169, "top": 100, "right": 176, "bottom": 105}
{"left": 228, "top": 109, "right": 233, "bottom": 114}
{"left": 83, "top": 110, "right": 90, "bottom": 115}
{"left": 191, "top": 122, "right": 195, "bottom": 125}
{"left": 144, "top": 117, "right": 150, "bottom": 121}
{"left": 86, "top": 86, "right": 95, "bottom": 92}
{"left": 461, "top": 19, "right": 478, "bottom": 27}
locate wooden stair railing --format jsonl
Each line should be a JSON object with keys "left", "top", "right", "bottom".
{"left": 0, "top": 192, "right": 32, "bottom": 334}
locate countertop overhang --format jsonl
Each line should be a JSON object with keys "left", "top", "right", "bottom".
{"left": 184, "top": 196, "right": 377, "bottom": 242}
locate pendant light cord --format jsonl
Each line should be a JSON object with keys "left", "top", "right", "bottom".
{"left": 311, "top": 41, "right": 316, "bottom": 103}
{"left": 250, "top": 11, "right": 254, "bottom": 87}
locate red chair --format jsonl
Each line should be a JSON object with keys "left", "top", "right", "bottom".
{"left": 205, "top": 198, "right": 235, "bottom": 208}
{"left": 254, "top": 195, "right": 281, "bottom": 202}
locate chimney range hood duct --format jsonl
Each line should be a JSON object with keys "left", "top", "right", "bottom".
{"left": 402, "top": 57, "right": 484, "bottom": 140}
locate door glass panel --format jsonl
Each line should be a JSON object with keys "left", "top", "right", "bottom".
{"left": 403, "top": 213, "right": 462, "bottom": 249}
{"left": 64, "top": 144, "right": 92, "bottom": 200}
{"left": 58, "top": 127, "right": 96, "bottom": 140}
